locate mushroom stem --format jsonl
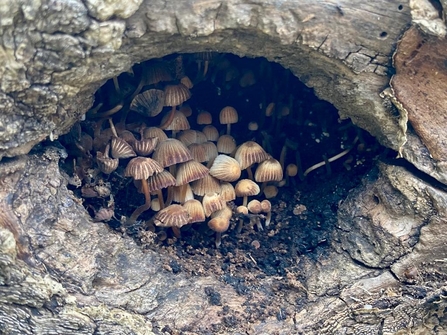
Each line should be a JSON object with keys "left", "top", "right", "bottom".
{"left": 172, "top": 226, "right": 181, "bottom": 238}
{"left": 226, "top": 123, "right": 231, "bottom": 135}
{"left": 295, "top": 150, "right": 305, "bottom": 181}
{"left": 246, "top": 166, "right": 253, "bottom": 180}
{"left": 160, "top": 106, "right": 177, "bottom": 130}
{"left": 237, "top": 217, "right": 244, "bottom": 233}
{"left": 156, "top": 189, "right": 165, "bottom": 210}
{"left": 128, "top": 179, "right": 152, "bottom": 224}
{"left": 303, "top": 137, "right": 358, "bottom": 177}
{"left": 279, "top": 144, "right": 287, "bottom": 170}
{"left": 242, "top": 196, "right": 248, "bottom": 207}
{"left": 108, "top": 118, "right": 119, "bottom": 138}
{"left": 94, "top": 103, "right": 123, "bottom": 118}
{"left": 265, "top": 211, "right": 272, "bottom": 227}
{"left": 203, "top": 60, "right": 210, "bottom": 77}
{"left": 215, "top": 232, "right": 222, "bottom": 248}
{"left": 113, "top": 76, "right": 120, "bottom": 95}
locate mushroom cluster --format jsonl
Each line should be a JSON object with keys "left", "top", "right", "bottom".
{"left": 62, "top": 52, "right": 362, "bottom": 247}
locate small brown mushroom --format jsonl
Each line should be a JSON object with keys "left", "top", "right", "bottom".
{"left": 208, "top": 216, "right": 230, "bottom": 247}
{"left": 235, "top": 179, "right": 260, "bottom": 207}
{"left": 125, "top": 157, "right": 163, "bottom": 224}
{"left": 209, "top": 154, "right": 241, "bottom": 182}
{"left": 247, "top": 199, "right": 263, "bottom": 231}
{"left": 219, "top": 106, "right": 238, "bottom": 135}
{"left": 260, "top": 199, "right": 272, "bottom": 227}
{"left": 154, "top": 204, "right": 189, "bottom": 238}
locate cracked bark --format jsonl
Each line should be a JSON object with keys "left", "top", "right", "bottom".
{"left": 1, "top": 0, "right": 447, "bottom": 334}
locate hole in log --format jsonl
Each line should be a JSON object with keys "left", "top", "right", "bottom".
{"left": 59, "top": 52, "right": 385, "bottom": 261}
{"left": 380, "top": 31, "right": 388, "bottom": 39}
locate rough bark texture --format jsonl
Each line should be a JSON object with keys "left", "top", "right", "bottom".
{"left": 1, "top": 0, "right": 447, "bottom": 334}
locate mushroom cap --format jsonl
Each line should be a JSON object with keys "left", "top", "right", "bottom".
{"left": 142, "top": 126, "right": 168, "bottom": 142}
{"left": 154, "top": 204, "right": 189, "bottom": 228}
{"left": 254, "top": 157, "right": 283, "bottom": 182}
{"left": 197, "top": 111, "right": 212, "bottom": 125}
{"left": 202, "top": 192, "right": 225, "bottom": 217}
{"left": 176, "top": 160, "right": 210, "bottom": 186}
{"left": 180, "top": 76, "right": 193, "bottom": 89}
{"left": 236, "top": 205, "right": 248, "bottom": 215}
{"left": 260, "top": 199, "right": 272, "bottom": 213}
{"left": 179, "top": 104, "right": 192, "bottom": 117}
{"left": 172, "top": 184, "right": 194, "bottom": 203}
{"left": 234, "top": 141, "right": 269, "bottom": 170}
{"left": 202, "top": 125, "right": 219, "bottom": 142}
{"left": 164, "top": 83, "right": 191, "bottom": 107}
{"left": 247, "top": 199, "right": 262, "bottom": 214}
{"left": 132, "top": 137, "right": 158, "bottom": 156}
{"left": 111, "top": 137, "right": 136, "bottom": 159}
{"left": 96, "top": 151, "right": 119, "bottom": 174}
{"left": 217, "top": 135, "right": 237, "bottom": 154}
{"left": 130, "top": 89, "right": 165, "bottom": 117}
{"left": 182, "top": 199, "right": 206, "bottom": 223}
{"left": 191, "top": 174, "right": 221, "bottom": 196}
{"left": 211, "top": 205, "right": 233, "bottom": 221}
{"left": 263, "top": 185, "right": 278, "bottom": 199}
{"left": 208, "top": 217, "right": 230, "bottom": 233}
{"left": 286, "top": 163, "right": 298, "bottom": 177}
{"left": 147, "top": 170, "right": 176, "bottom": 192}
{"left": 209, "top": 154, "right": 241, "bottom": 182}
{"left": 202, "top": 141, "right": 219, "bottom": 162}
{"left": 188, "top": 143, "right": 207, "bottom": 163}
{"left": 143, "top": 61, "right": 173, "bottom": 85}
{"left": 152, "top": 138, "right": 192, "bottom": 167}
{"left": 119, "top": 130, "right": 137, "bottom": 145}
{"left": 265, "top": 102, "right": 275, "bottom": 117}
{"left": 219, "top": 106, "right": 238, "bottom": 125}
{"left": 125, "top": 157, "right": 163, "bottom": 180}
{"left": 219, "top": 182, "right": 236, "bottom": 202}
{"left": 161, "top": 110, "right": 190, "bottom": 131}
{"left": 235, "top": 179, "right": 260, "bottom": 197}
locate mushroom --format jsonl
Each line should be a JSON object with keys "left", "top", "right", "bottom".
{"left": 234, "top": 141, "right": 269, "bottom": 180}
{"left": 260, "top": 199, "right": 272, "bottom": 227}
{"left": 234, "top": 179, "right": 260, "bottom": 207}
{"left": 96, "top": 143, "right": 119, "bottom": 174}
{"left": 209, "top": 154, "right": 241, "bottom": 182}
{"left": 202, "top": 192, "right": 225, "bottom": 217}
{"left": 161, "top": 83, "right": 191, "bottom": 130}
{"left": 236, "top": 205, "right": 249, "bottom": 233}
{"left": 219, "top": 182, "right": 236, "bottom": 202}
{"left": 142, "top": 126, "right": 168, "bottom": 143}
{"left": 160, "top": 110, "right": 190, "bottom": 138}
{"left": 208, "top": 216, "right": 230, "bottom": 248}
{"left": 217, "top": 135, "right": 237, "bottom": 155}
{"left": 132, "top": 137, "right": 158, "bottom": 156}
{"left": 154, "top": 204, "right": 189, "bottom": 238}
{"left": 219, "top": 106, "right": 238, "bottom": 135}
{"left": 285, "top": 163, "right": 298, "bottom": 186}
{"left": 124, "top": 157, "right": 163, "bottom": 224}
{"left": 197, "top": 111, "right": 213, "bottom": 125}
{"left": 182, "top": 199, "right": 206, "bottom": 224}
{"left": 191, "top": 174, "right": 221, "bottom": 197}
{"left": 254, "top": 157, "right": 283, "bottom": 192}
{"left": 130, "top": 89, "right": 165, "bottom": 117}
{"left": 247, "top": 199, "right": 263, "bottom": 231}
{"left": 202, "top": 125, "right": 219, "bottom": 142}
{"left": 263, "top": 185, "right": 278, "bottom": 199}
{"left": 147, "top": 169, "right": 176, "bottom": 209}
{"left": 175, "top": 160, "right": 209, "bottom": 203}
{"left": 188, "top": 143, "right": 207, "bottom": 163}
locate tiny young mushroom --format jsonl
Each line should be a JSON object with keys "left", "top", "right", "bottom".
{"left": 236, "top": 205, "right": 249, "bottom": 233}
{"left": 208, "top": 216, "right": 230, "bottom": 248}
{"left": 219, "top": 106, "right": 238, "bottom": 135}
{"left": 263, "top": 185, "right": 278, "bottom": 199}
{"left": 247, "top": 199, "right": 263, "bottom": 231}
{"left": 285, "top": 163, "right": 298, "bottom": 186}
{"left": 234, "top": 179, "right": 260, "bottom": 207}
{"left": 260, "top": 199, "right": 272, "bottom": 227}
{"left": 153, "top": 204, "right": 190, "bottom": 238}
{"left": 124, "top": 157, "right": 164, "bottom": 224}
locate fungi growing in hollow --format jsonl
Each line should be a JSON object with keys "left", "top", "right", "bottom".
{"left": 147, "top": 169, "right": 177, "bottom": 209}
{"left": 254, "top": 157, "right": 283, "bottom": 191}
{"left": 124, "top": 157, "right": 163, "bottom": 224}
